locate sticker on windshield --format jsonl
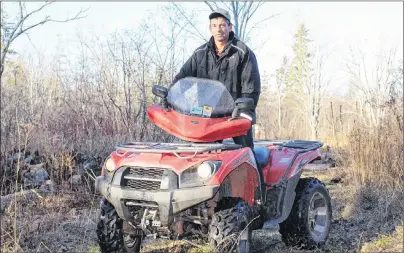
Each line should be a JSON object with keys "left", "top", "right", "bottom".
{"left": 203, "top": 106, "right": 213, "bottom": 117}
{"left": 190, "top": 106, "right": 203, "bottom": 115}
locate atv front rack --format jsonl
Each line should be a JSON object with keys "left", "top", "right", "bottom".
{"left": 115, "top": 142, "right": 243, "bottom": 159}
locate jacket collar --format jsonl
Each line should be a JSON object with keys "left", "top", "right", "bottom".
{"left": 208, "top": 31, "right": 235, "bottom": 53}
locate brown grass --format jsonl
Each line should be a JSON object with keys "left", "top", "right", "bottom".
{"left": 360, "top": 224, "right": 403, "bottom": 252}
{"left": 1, "top": 186, "right": 100, "bottom": 253}
{"left": 347, "top": 118, "right": 404, "bottom": 224}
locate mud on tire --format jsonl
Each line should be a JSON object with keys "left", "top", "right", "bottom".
{"left": 279, "top": 177, "right": 332, "bottom": 249}
{"left": 209, "top": 200, "right": 254, "bottom": 252}
{"left": 96, "top": 199, "right": 142, "bottom": 253}
{"left": 96, "top": 201, "right": 124, "bottom": 253}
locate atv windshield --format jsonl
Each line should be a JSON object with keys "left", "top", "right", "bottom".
{"left": 167, "top": 77, "right": 235, "bottom": 118}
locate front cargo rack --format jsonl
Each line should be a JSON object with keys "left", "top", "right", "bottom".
{"left": 115, "top": 142, "right": 243, "bottom": 159}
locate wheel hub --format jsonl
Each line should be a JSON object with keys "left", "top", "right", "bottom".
{"left": 308, "top": 192, "right": 328, "bottom": 238}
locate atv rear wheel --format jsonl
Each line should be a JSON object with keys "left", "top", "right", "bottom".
{"left": 279, "top": 177, "right": 332, "bottom": 249}
{"left": 96, "top": 198, "right": 142, "bottom": 253}
{"left": 209, "top": 200, "right": 253, "bottom": 253}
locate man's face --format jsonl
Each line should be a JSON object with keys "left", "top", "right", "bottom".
{"left": 209, "top": 17, "right": 232, "bottom": 43}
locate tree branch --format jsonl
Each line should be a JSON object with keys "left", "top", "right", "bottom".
{"left": 204, "top": 0, "right": 216, "bottom": 11}
{"left": 244, "top": 13, "right": 279, "bottom": 41}
{"left": 1, "top": 1, "right": 87, "bottom": 77}
{"left": 172, "top": 3, "right": 207, "bottom": 42}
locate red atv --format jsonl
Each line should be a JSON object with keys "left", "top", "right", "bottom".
{"left": 95, "top": 77, "right": 332, "bottom": 253}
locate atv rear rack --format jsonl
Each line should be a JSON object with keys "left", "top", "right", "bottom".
{"left": 115, "top": 142, "right": 243, "bottom": 159}
{"left": 262, "top": 140, "right": 324, "bottom": 188}
{"left": 253, "top": 139, "right": 323, "bottom": 149}
{"left": 220, "top": 139, "right": 323, "bottom": 150}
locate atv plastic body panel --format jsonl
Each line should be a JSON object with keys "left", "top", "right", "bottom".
{"left": 148, "top": 105, "right": 251, "bottom": 142}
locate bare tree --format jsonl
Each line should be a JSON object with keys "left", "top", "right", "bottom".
{"left": 287, "top": 52, "right": 330, "bottom": 140}
{"left": 150, "top": 4, "right": 192, "bottom": 84}
{"left": 286, "top": 24, "right": 330, "bottom": 140}
{"left": 306, "top": 51, "right": 330, "bottom": 140}
{"left": 171, "top": 3, "right": 210, "bottom": 43}
{"left": 345, "top": 46, "right": 399, "bottom": 130}
{"left": 170, "top": 1, "right": 278, "bottom": 46}
{"left": 274, "top": 56, "right": 291, "bottom": 137}
{"left": 0, "top": 1, "right": 87, "bottom": 77}
{"left": 204, "top": 1, "right": 278, "bottom": 44}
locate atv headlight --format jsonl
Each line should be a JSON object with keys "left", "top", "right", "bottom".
{"left": 197, "top": 163, "right": 213, "bottom": 179}
{"left": 105, "top": 158, "right": 116, "bottom": 172}
{"left": 179, "top": 161, "right": 221, "bottom": 188}
{"left": 103, "top": 157, "right": 116, "bottom": 183}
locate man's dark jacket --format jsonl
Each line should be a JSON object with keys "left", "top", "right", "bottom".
{"left": 172, "top": 31, "right": 261, "bottom": 124}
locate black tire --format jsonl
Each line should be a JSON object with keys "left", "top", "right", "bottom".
{"left": 97, "top": 202, "right": 124, "bottom": 253}
{"left": 96, "top": 199, "right": 142, "bottom": 253}
{"left": 123, "top": 234, "right": 142, "bottom": 253}
{"left": 209, "top": 200, "right": 254, "bottom": 253}
{"left": 279, "top": 177, "right": 332, "bottom": 249}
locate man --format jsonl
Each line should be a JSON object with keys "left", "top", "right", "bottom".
{"left": 171, "top": 8, "right": 261, "bottom": 149}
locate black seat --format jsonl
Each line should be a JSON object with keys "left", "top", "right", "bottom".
{"left": 253, "top": 145, "right": 270, "bottom": 168}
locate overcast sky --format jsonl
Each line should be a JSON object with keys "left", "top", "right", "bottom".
{"left": 3, "top": 2, "right": 403, "bottom": 95}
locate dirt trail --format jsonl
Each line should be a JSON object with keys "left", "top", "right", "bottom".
{"left": 1, "top": 167, "right": 402, "bottom": 253}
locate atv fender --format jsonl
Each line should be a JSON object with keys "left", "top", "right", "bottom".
{"left": 216, "top": 161, "right": 261, "bottom": 205}
{"left": 264, "top": 170, "right": 301, "bottom": 226}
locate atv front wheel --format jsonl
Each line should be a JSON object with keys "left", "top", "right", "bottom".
{"left": 123, "top": 233, "right": 142, "bottom": 253}
{"left": 96, "top": 198, "right": 142, "bottom": 253}
{"left": 279, "top": 177, "right": 332, "bottom": 249}
{"left": 209, "top": 200, "right": 253, "bottom": 253}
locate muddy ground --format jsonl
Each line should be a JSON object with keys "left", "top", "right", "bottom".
{"left": 1, "top": 167, "right": 402, "bottom": 253}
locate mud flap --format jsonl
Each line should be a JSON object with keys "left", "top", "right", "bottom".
{"left": 264, "top": 171, "right": 302, "bottom": 227}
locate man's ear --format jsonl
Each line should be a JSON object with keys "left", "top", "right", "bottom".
{"left": 229, "top": 23, "right": 233, "bottom": 31}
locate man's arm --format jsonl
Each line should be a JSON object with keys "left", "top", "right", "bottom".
{"left": 171, "top": 53, "right": 198, "bottom": 87}
{"left": 240, "top": 49, "right": 261, "bottom": 123}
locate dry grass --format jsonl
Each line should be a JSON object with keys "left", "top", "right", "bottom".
{"left": 0, "top": 186, "right": 100, "bottom": 253}
{"left": 1, "top": 162, "right": 402, "bottom": 253}
{"left": 1, "top": 126, "right": 402, "bottom": 253}
{"left": 360, "top": 225, "right": 403, "bottom": 252}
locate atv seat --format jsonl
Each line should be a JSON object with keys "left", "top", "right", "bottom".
{"left": 253, "top": 145, "right": 270, "bottom": 168}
